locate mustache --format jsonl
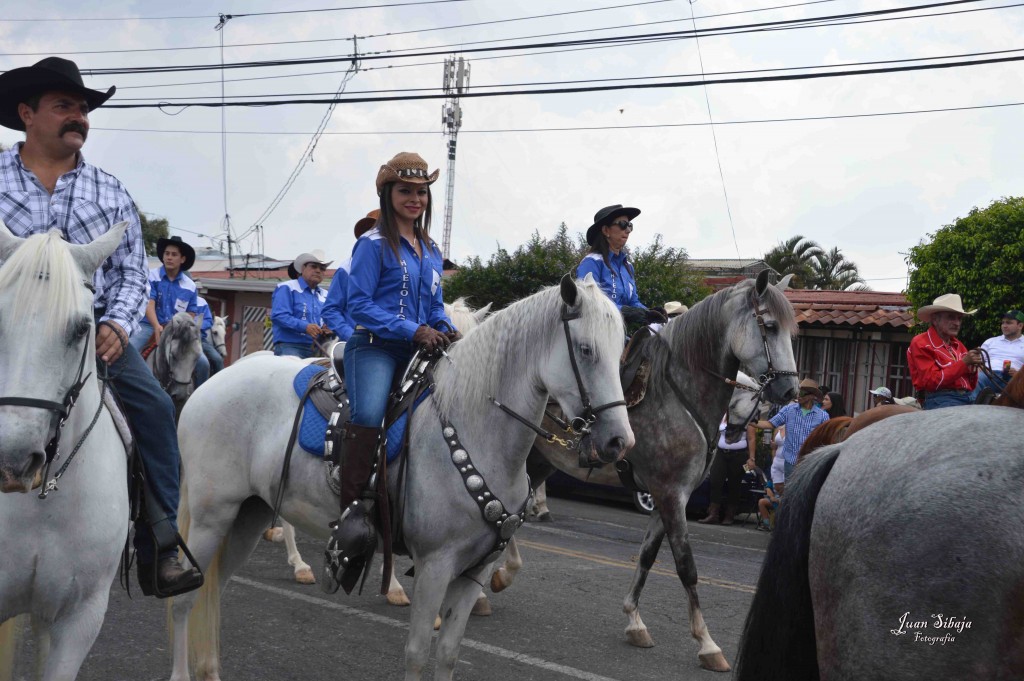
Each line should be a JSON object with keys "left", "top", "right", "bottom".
{"left": 59, "top": 122, "right": 87, "bottom": 138}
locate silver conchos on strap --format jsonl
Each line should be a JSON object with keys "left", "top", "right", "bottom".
{"left": 440, "top": 413, "right": 532, "bottom": 571}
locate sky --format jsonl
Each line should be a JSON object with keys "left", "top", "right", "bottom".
{"left": 1, "top": 0, "right": 1022, "bottom": 292}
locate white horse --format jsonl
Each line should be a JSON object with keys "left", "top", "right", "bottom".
{"left": 209, "top": 315, "right": 228, "bottom": 358}
{"left": 0, "top": 223, "right": 130, "bottom": 680}
{"left": 169, "top": 276, "right": 633, "bottom": 681}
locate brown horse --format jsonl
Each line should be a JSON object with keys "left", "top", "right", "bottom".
{"left": 994, "top": 368, "right": 1024, "bottom": 408}
{"left": 795, "top": 405, "right": 920, "bottom": 461}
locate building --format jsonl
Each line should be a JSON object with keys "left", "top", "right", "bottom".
{"left": 688, "top": 258, "right": 778, "bottom": 291}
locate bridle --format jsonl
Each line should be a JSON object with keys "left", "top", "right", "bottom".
{"left": 489, "top": 303, "right": 626, "bottom": 452}
{"left": 0, "top": 280, "right": 105, "bottom": 499}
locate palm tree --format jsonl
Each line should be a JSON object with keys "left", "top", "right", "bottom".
{"left": 762, "top": 236, "right": 822, "bottom": 289}
{"left": 809, "top": 247, "right": 865, "bottom": 290}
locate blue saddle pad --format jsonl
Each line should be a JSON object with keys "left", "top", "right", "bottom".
{"left": 293, "top": 364, "right": 331, "bottom": 456}
{"left": 386, "top": 389, "right": 431, "bottom": 463}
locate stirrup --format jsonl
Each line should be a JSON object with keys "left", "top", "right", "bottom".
{"left": 322, "top": 499, "right": 378, "bottom": 595}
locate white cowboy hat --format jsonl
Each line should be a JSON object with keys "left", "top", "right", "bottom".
{"left": 288, "top": 249, "right": 332, "bottom": 279}
{"left": 664, "top": 301, "right": 688, "bottom": 317}
{"left": 916, "top": 293, "right": 977, "bottom": 323}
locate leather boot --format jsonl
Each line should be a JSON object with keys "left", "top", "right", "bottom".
{"left": 138, "top": 555, "right": 204, "bottom": 599}
{"left": 720, "top": 505, "right": 736, "bottom": 526}
{"left": 338, "top": 422, "right": 381, "bottom": 510}
{"left": 697, "top": 502, "right": 721, "bottom": 524}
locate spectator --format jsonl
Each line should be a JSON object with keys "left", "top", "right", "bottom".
{"left": 822, "top": 391, "right": 847, "bottom": 418}
{"left": 698, "top": 418, "right": 756, "bottom": 525}
{"left": 756, "top": 470, "right": 780, "bottom": 532}
{"left": 868, "top": 386, "right": 895, "bottom": 408}
{"left": 752, "top": 378, "right": 830, "bottom": 479}
{"left": 769, "top": 425, "right": 787, "bottom": 494}
{"left": 907, "top": 293, "right": 983, "bottom": 409}
{"left": 649, "top": 300, "right": 687, "bottom": 333}
{"left": 972, "top": 309, "right": 1024, "bottom": 400}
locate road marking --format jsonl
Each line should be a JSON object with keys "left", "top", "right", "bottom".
{"left": 516, "top": 539, "right": 757, "bottom": 594}
{"left": 231, "top": 576, "right": 624, "bottom": 681}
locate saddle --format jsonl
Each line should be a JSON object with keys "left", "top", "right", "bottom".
{"left": 620, "top": 326, "right": 654, "bottom": 409}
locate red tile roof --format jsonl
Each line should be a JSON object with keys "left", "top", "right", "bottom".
{"left": 783, "top": 289, "right": 912, "bottom": 329}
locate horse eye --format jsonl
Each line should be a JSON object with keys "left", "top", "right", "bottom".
{"left": 579, "top": 344, "right": 594, "bottom": 359}
{"left": 763, "top": 320, "right": 778, "bottom": 331}
{"left": 72, "top": 318, "right": 91, "bottom": 340}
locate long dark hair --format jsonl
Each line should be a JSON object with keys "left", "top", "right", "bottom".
{"left": 587, "top": 220, "right": 634, "bottom": 275}
{"left": 825, "top": 391, "right": 848, "bottom": 418}
{"left": 376, "top": 182, "right": 436, "bottom": 261}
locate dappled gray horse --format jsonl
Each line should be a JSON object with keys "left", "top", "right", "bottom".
{"left": 145, "top": 311, "right": 201, "bottom": 416}
{"left": 735, "top": 405, "right": 1024, "bottom": 681}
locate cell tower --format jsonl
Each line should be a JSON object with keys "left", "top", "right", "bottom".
{"left": 441, "top": 56, "right": 469, "bottom": 260}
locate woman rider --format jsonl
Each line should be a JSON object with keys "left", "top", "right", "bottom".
{"left": 326, "top": 152, "right": 458, "bottom": 591}
{"left": 576, "top": 204, "right": 666, "bottom": 329}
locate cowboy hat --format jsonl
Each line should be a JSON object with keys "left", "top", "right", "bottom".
{"left": 156, "top": 235, "right": 196, "bottom": 272}
{"left": 375, "top": 152, "right": 439, "bottom": 196}
{"left": 353, "top": 209, "right": 380, "bottom": 238}
{"left": 0, "top": 57, "right": 116, "bottom": 131}
{"left": 798, "top": 378, "right": 822, "bottom": 398}
{"left": 916, "top": 293, "right": 977, "bottom": 323}
{"left": 288, "top": 249, "right": 332, "bottom": 280}
{"left": 664, "top": 301, "right": 688, "bottom": 317}
{"left": 586, "top": 204, "right": 641, "bottom": 246}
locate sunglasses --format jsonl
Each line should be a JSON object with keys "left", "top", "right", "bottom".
{"left": 609, "top": 220, "right": 633, "bottom": 232}
{"left": 305, "top": 263, "right": 327, "bottom": 271}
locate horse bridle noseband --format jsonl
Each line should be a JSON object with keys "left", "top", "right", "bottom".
{"left": 489, "top": 303, "right": 626, "bottom": 451}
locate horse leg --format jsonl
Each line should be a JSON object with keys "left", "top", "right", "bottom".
{"left": 623, "top": 512, "right": 665, "bottom": 648}
{"left": 434, "top": 575, "right": 490, "bottom": 681}
{"left": 385, "top": 563, "right": 411, "bottom": 606}
{"left": 531, "top": 481, "right": 552, "bottom": 522}
{"left": 37, "top": 590, "right": 108, "bottom": 681}
{"left": 405, "top": 561, "right": 453, "bottom": 681}
{"left": 489, "top": 536, "right": 523, "bottom": 593}
{"left": 282, "top": 522, "right": 316, "bottom": 585}
{"left": 661, "top": 499, "right": 730, "bottom": 672}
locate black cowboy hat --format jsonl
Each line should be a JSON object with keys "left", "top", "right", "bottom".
{"left": 0, "top": 57, "right": 116, "bottom": 131}
{"left": 586, "top": 204, "right": 641, "bottom": 246}
{"left": 156, "top": 236, "right": 196, "bottom": 272}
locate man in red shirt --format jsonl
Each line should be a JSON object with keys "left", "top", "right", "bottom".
{"left": 908, "top": 293, "right": 983, "bottom": 409}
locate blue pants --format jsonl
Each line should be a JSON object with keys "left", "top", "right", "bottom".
{"left": 969, "top": 371, "right": 1008, "bottom": 402}
{"left": 132, "top": 319, "right": 212, "bottom": 387}
{"left": 274, "top": 341, "right": 314, "bottom": 359}
{"left": 924, "top": 390, "right": 973, "bottom": 410}
{"left": 100, "top": 324, "right": 182, "bottom": 562}
{"left": 343, "top": 330, "right": 415, "bottom": 427}
{"left": 201, "top": 338, "right": 224, "bottom": 375}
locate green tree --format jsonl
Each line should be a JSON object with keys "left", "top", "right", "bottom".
{"left": 906, "top": 196, "right": 1024, "bottom": 346}
{"left": 138, "top": 209, "right": 169, "bottom": 256}
{"left": 809, "top": 247, "right": 864, "bottom": 290}
{"left": 763, "top": 235, "right": 822, "bottom": 289}
{"left": 444, "top": 223, "right": 709, "bottom": 311}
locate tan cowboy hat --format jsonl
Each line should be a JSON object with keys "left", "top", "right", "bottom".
{"left": 353, "top": 209, "right": 380, "bottom": 238}
{"left": 664, "top": 301, "right": 687, "bottom": 317}
{"left": 0, "top": 57, "right": 115, "bottom": 131}
{"left": 798, "top": 378, "right": 822, "bottom": 398}
{"left": 916, "top": 293, "right": 977, "bottom": 323}
{"left": 288, "top": 249, "right": 332, "bottom": 280}
{"left": 375, "top": 152, "right": 439, "bottom": 196}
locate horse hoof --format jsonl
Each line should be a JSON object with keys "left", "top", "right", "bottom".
{"left": 471, "top": 596, "right": 492, "bottom": 617}
{"left": 537, "top": 512, "right": 553, "bottom": 523}
{"left": 294, "top": 567, "right": 316, "bottom": 585}
{"left": 433, "top": 615, "right": 442, "bottom": 631}
{"left": 386, "top": 590, "right": 411, "bottom": 607}
{"left": 626, "top": 628, "right": 655, "bottom": 648}
{"left": 263, "top": 528, "right": 284, "bottom": 543}
{"left": 490, "top": 568, "right": 512, "bottom": 593}
{"left": 699, "top": 651, "right": 731, "bottom": 672}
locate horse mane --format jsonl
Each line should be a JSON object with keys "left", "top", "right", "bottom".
{"left": 994, "top": 370, "right": 1024, "bottom": 409}
{"left": 796, "top": 416, "right": 853, "bottom": 462}
{"left": 432, "top": 278, "right": 622, "bottom": 420}
{"left": 445, "top": 297, "right": 490, "bottom": 334}
{"left": 0, "top": 230, "right": 84, "bottom": 335}
{"left": 648, "top": 279, "right": 797, "bottom": 390}
{"left": 164, "top": 312, "right": 198, "bottom": 345}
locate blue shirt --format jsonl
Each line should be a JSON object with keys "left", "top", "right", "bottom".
{"left": 322, "top": 260, "right": 355, "bottom": 341}
{"left": 769, "top": 403, "right": 830, "bottom": 465}
{"left": 148, "top": 265, "right": 199, "bottom": 325}
{"left": 195, "top": 296, "right": 213, "bottom": 340}
{"left": 271, "top": 276, "right": 327, "bottom": 345}
{"left": 346, "top": 228, "right": 453, "bottom": 341}
{"left": 576, "top": 250, "right": 645, "bottom": 309}
{"left": 0, "top": 144, "right": 146, "bottom": 335}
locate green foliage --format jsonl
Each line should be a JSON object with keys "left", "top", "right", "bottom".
{"left": 762, "top": 235, "right": 864, "bottom": 290}
{"left": 810, "top": 246, "right": 864, "bottom": 290}
{"left": 906, "top": 196, "right": 1024, "bottom": 346}
{"left": 138, "top": 209, "right": 169, "bottom": 257}
{"left": 443, "top": 223, "right": 710, "bottom": 311}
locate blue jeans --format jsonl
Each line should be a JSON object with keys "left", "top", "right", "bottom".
{"left": 131, "top": 319, "right": 211, "bottom": 388}
{"left": 969, "top": 371, "right": 1008, "bottom": 402}
{"left": 924, "top": 390, "right": 973, "bottom": 410}
{"left": 343, "top": 330, "right": 415, "bottom": 427}
{"left": 275, "top": 341, "right": 314, "bottom": 359}
{"left": 99, "top": 319, "right": 182, "bottom": 562}
{"left": 201, "top": 338, "right": 224, "bottom": 375}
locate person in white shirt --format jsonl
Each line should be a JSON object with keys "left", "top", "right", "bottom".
{"left": 973, "top": 309, "right": 1024, "bottom": 399}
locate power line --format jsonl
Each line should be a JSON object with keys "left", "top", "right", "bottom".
{"left": 100, "top": 53, "right": 1024, "bottom": 108}
{"left": 89, "top": 99, "right": 1024, "bottom": 135}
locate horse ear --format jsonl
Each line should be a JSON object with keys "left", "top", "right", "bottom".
{"left": 474, "top": 302, "right": 492, "bottom": 323}
{"left": 775, "top": 273, "right": 794, "bottom": 291}
{"left": 70, "top": 221, "right": 130, "bottom": 277}
{"left": 560, "top": 273, "right": 578, "bottom": 307}
{"left": 0, "top": 219, "right": 22, "bottom": 262}
{"left": 755, "top": 268, "right": 770, "bottom": 298}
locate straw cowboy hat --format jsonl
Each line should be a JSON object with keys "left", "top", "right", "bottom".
{"left": 287, "top": 249, "right": 332, "bottom": 280}
{"left": 586, "top": 204, "right": 641, "bottom": 246}
{"left": 156, "top": 235, "right": 196, "bottom": 272}
{"left": 353, "top": 209, "right": 380, "bottom": 238}
{"left": 916, "top": 293, "right": 977, "bottom": 323}
{"left": 798, "top": 378, "right": 822, "bottom": 398}
{"left": 664, "top": 301, "right": 688, "bottom": 317}
{"left": 375, "top": 152, "right": 439, "bottom": 196}
{"left": 0, "top": 57, "right": 115, "bottom": 131}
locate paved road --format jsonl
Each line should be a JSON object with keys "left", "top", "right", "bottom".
{"left": 11, "top": 496, "right": 769, "bottom": 680}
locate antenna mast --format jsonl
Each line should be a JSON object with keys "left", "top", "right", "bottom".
{"left": 441, "top": 56, "right": 469, "bottom": 260}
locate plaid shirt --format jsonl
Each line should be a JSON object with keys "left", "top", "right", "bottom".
{"left": 769, "top": 402, "right": 830, "bottom": 465}
{"left": 0, "top": 143, "right": 146, "bottom": 335}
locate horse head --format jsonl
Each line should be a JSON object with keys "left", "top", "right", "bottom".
{"left": 156, "top": 312, "right": 202, "bottom": 404}
{"left": 210, "top": 315, "right": 228, "bottom": 357}
{"left": 542, "top": 274, "right": 634, "bottom": 464}
{"left": 444, "top": 297, "right": 492, "bottom": 335}
{"left": 726, "top": 270, "right": 800, "bottom": 404}
{"left": 0, "top": 220, "right": 127, "bottom": 492}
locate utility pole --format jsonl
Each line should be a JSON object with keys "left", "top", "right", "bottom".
{"left": 441, "top": 56, "right": 469, "bottom": 261}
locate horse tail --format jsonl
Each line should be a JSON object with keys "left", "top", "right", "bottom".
{"left": 733, "top": 444, "right": 842, "bottom": 681}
